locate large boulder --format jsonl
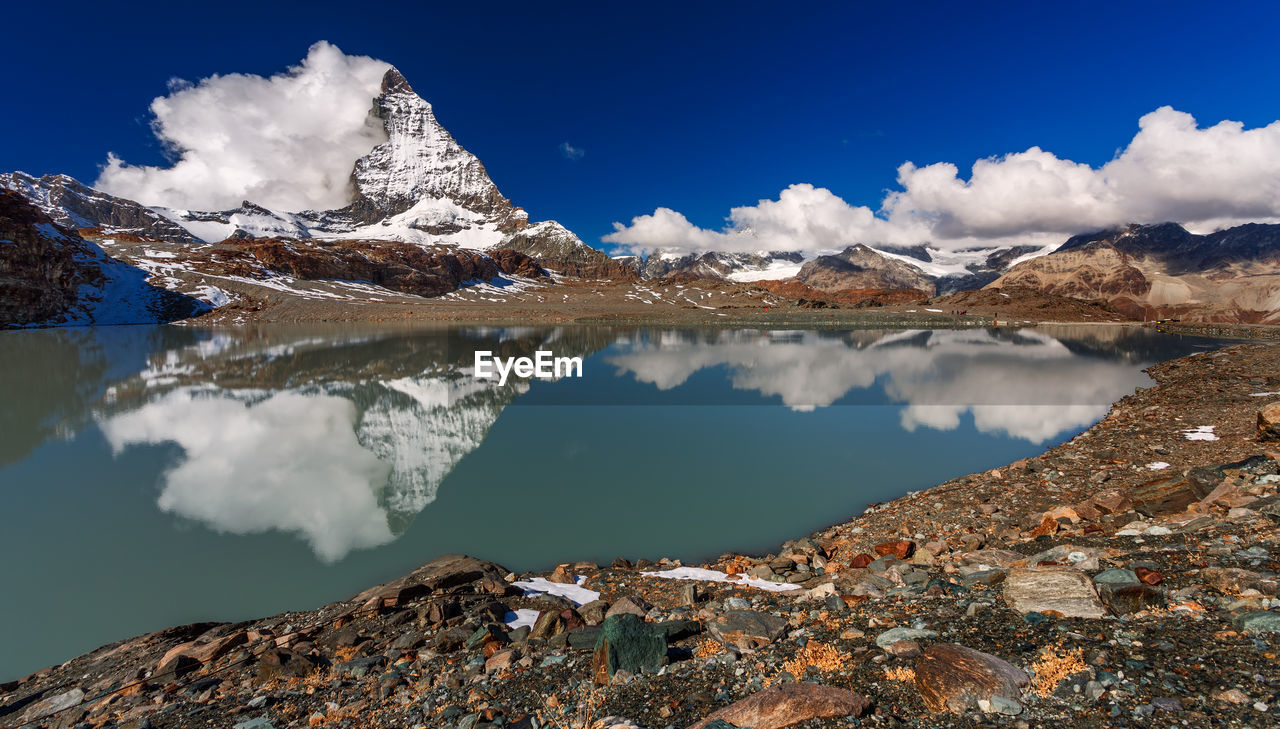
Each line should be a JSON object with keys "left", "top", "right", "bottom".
{"left": 687, "top": 683, "right": 870, "bottom": 729}
{"left": 1259, "top": 403, "right": 1280, "bottom": 441}
{"left": 355, "top": 554, "right": 512, "bottom": 608}
{"left": 591, "top": 614, "right": 667, "bottom": 684}
{"left": 914, "top": 643, "right": 1030, "bottom": 714}
{"left": 708, "top": 610, "right": 789, "bottom": 650}
{"left": 1129, "top": 475, "right": 1210, "bottom": 517}
{"left": 1003, "top": 568, "right": 1107, "bottom": 618}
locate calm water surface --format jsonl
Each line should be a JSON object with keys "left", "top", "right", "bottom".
{"left": 0, "top": 324, "right": 1236, "bottom": 678}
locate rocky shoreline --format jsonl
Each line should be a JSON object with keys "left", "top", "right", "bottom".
{"left": 4, "top": 342, "right": 1280, "bottom": 729}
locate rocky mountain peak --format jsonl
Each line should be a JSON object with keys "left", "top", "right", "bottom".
{"left": 342, "top": 68, "right": 519, "bottom": 229}
{"left": 380, "top": 67, "right": 414, "bottom": 95}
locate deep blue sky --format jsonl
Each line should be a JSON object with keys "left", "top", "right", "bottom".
{"left": 3, "top": 0, "right": 1278, "bottom": 247}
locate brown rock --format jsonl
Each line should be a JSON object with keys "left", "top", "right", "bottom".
{"left": 156, "top": 630, "right": 247, "bottom": 674}
{"left": 548, "top": 564, "right": 576, "bottom": 584}
{"left": 1259, "top": 403, "right": 1280, "bottom": 442}
{"left": 1197, "top": 481, "right": 1259, "bottom": 510}
{"left": 605, "top": 595, "right": 654, "bottom": 619}
{"left": 687, "top": 683, "right": 870, "bottom": 729}
{"left": 355, "top": 554, "right": 510, "bottom": 607}
{"left": 1129, "top": 476, "right": 1210, "bottom": 517}
{"left": 256, "top": 648, "right": 317, "bottom": 682}
{"left": 1071, "top": 501, "right": 1103, "bottom": 521}
{"left": 914, "top": 643, "right": 1030, "bottom": 714}
{"left": 577, "top": 600, "right": 609, "bottom": 625}
{"left": 874, "top": 540, "right": 916, "bottom": 559}
{"left": 1202, "top": 567, "right": 1279, "bottom": 597}
{"left": 1091, "top": 488, "right": 1134, "bottom": 515}
{"left": 1027, "top": 514, "right": 1059, "bottom": 538}
{"left": 485, "top": 648, "right": 520, "bottom": 673}
{"left": 422, "top": 597, "right": 462, "bottom": 625}
{"left": 885, "top": 640, "right": 922, "bottom": 658}
{"left": 1134, "top": 567, "right": 1164, "bottom": 585}
{"left": 962, "top": 549, "right": 1026, "bottom": 569}
{"left": 1043, "top": 506, "right": 1080, "bottom": 523}
{"left": 849, "top": 553, "right": 874, "bottom": 569}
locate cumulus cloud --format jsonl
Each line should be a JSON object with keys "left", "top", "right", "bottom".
{"left": 96, "top": 41, "right": 390, "bottom": 212}
{"left": 605, "top": 107, "right": 1280, "bottom": 255}
{"left": 560, "top": 142, "right": 585, "bottom": 160}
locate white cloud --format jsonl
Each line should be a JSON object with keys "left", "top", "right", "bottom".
{"left": 560, "top": 142, "right": 585, "bottom": 160}
{"left": 99, "top": 388, "right": 395, "bottom": 562}
{"left": 96, "top": 42, "right": 390, "bottom": 212}
{"left": 605, "top": 107, "right": 1280, "bottom": 255}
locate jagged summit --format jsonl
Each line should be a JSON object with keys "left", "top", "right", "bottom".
{"left": 341, "top": 67, "right": 520, "bottom": 231}
{"left": 380, "top": 67, "right": 414, "bottom": 95}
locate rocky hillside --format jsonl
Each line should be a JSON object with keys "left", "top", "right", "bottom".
{"left": 0, "top": 172, "right": 201, "bottom": 244}
{"left": 795, "top": 244, "right": 938, "bottom": 295}
{"left": 989, "top": 223, "right": 1280, "bottom": 322}
{"left": 0, "top": 192, "right": 206, "bottom": 327}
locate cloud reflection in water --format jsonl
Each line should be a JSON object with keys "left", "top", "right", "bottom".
{"left": 607, "top": 329, "right": 1149, "bottom": 442}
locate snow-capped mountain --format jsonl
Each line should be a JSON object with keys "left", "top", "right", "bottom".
{"left": 339, "top": 69, "right": 524, "bottom": 231}
{"left": 638, "top": 250, "right": 804, "bottom": 281}
{"left": 2, "top": 67, "right": 613, "bottom": 275}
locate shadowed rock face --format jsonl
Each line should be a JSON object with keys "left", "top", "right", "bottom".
{"left": 0, "top": 190, "right": 91, "bottom": 325}
{"left": 795, "top": 244, "right": 937, "bottom": 295}
{"left": 0, "top": 192, "right": 207, "bottom": 328}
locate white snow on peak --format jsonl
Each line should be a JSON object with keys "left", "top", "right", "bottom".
{"left": 726, "top": 260, "right": 804, "bottom": 282}
{"left": 352, "top": 82, "right": 511, "bottom": 220}
{"left": 317, "top": 196, "right": 507, "bottom": 249}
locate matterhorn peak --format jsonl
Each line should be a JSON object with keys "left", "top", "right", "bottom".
{"left": 380, "top": 67, "right": 414, "bottom": 95}
{"left": 341, "top": 66, "right": 520, "bottom": 229}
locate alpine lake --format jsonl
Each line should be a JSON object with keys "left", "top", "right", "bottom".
{"left": 0, "top": 323, "right": 1241, "bottom": 679}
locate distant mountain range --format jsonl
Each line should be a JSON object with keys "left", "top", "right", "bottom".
{"left": 3, "top": 65, "right": 1279, "bottom": 326}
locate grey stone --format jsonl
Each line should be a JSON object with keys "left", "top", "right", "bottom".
{"left": 875, "top": 626, "right": 938, "bottom": 648}
{"left": 1003, "top": 567, "right": 1107, "bottom": 618}
{"left": 709, "top": 610, "right": 789, "bottom": 650}
{"left": 1236, "top": 611, "right": 1280, "bottom": 634}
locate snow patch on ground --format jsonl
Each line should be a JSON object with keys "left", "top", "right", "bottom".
{"left": 504, "top": 609, "right": 540, "bottom": 630}
{"left": 641, "top": 566, "right": 802, "bottom": 593}
{"left": 192, "top": 285, "right": 232, "bottom": 307}
{"left": 512, "top": 576, "right": 601, "bottom": 605}
{"left": 1182, "top": 425, "right": 1219, "bottom": 441}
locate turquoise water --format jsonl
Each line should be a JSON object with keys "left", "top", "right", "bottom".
{"left": 0, "top": 324, "right": 1233, "bottom": 678}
